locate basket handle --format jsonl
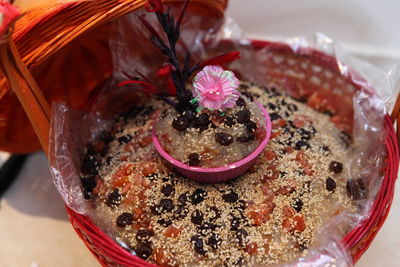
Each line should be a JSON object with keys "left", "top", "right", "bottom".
{"left": 390, "top": 91, "right": 400, "bottom": 146}
{"left": 0, "top": 28, "right": 51, "bottom": 156}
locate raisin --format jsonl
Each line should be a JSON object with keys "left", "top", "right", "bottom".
{"left": 178, "top": 192, "right": 189, "bottom": 204}
{"left": 157, "top": 218, "right": 172, "bottom": 227}
{"left": 295, "top": 140, "right": 309, "bottom": 150}
{"left": 159, "top": 199, "right": 174, "bottom": 213}
{"left": 117, "top": 134, "right": 132, "bottom": 144}
{"left": 267, "top": 103, "right": 276, "bottom": 110}
{"left": 106, "top": 189, "right": 121, "bottom": 207}
{"left": 215, "top": 132, "right": 234, "bottom": 146}
{"left": 188, "top": 153, "right": 200, "bottom": 166}
{"left": 326, "top": 177, "right": 337, "bottom": 192}
{"left": 292, "top": 199, "right": 303, "bottom": 212}
{"left": 225, "top": 116, "right": 236, "bottom": 126}
{"left": 237, "top": 134, "right": 255, "bottom": 143}
{"left": 191, "top": 235, "right": 206, "bottom": 255}
{"left": 194, "top": 113, "right": 211, "bottom": 128}
{"left": 191, "top": 210, "right": 204, "bottom": 225}
{"left": 222, "top": 190, "right": 239, "bottom": 203}
{"left": 236, "top": 109, "right": 251, "bottom": 123}
{"left": 269, "top": 112, "right": 281, "bottom": 121}
{"left": 346, "top": 179, "right": 367, "bottom": 200}
{"left": 172, "top": 115, "right": 190, "bottom": 131}
{"left": 161, "top": 184, "right": 175, "bottom": 197}
{"left": 81, "top": 154, "right": 99, "bottom": 176}
{"left": 329, "top": 161, "right": 343, "bottom": 173}
{"left": 322, "top": 145, "right": 330, "bottom": 155}
{"left": 246, "top": 121, "right": 257, "bottom": 133}
{"left": 236, "top": 97, "right": 246, "bottom": 107}
{"left": 242, "top": 92, "right": 254, "bottom": 101}
{"left": 207, "top": 233, "right": 222, "bottom": 250}
{"left": 287, "top": 104, "right": 298, "bottom": 112}
{"left": 135, "top": 242, "right": 153, "bottom": 260}
{"left": 136, "top": 229, "right": 154, "bottom": 242}
{"left": 229, "top": 216, "right": 241, "bottom": 231}
{"left": 116, "top": 212, "right": 133, "bottom": 227}
{"left": 191, "top": 189, "right": 207, "bottom": 205}
{"left": 235, "top": 229, "right": 248, "bottom": 247}
{"left": 80, "top": 176, "right": 96, "bottom": 199}
{"left": 174, "top": 205, "right": 189, "bottom": 220}
{"left": 208, "top": 206, "right": 221, "bottom": 221}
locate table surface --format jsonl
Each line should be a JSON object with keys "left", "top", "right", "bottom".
{"left": 0, "top": 152, "right": 399, "bottom": 267}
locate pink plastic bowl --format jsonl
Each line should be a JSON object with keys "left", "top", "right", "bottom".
{"left": 152, "top": 103, "right": 271, "bottom": 183}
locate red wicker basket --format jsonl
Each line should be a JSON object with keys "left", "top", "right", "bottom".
{"left": 0, "top": 0, "right": 399, "bottom": 266}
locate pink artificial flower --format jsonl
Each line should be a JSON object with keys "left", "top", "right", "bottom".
{"left": 0, "top": 1, "right": 20, "bottom": 35}
{"left": 193, "top": 65, "right": 240, "bottom": 110}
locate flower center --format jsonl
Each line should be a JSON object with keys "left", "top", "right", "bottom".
{"left": 206, "top": 88, "right": 222, "bottom": 100}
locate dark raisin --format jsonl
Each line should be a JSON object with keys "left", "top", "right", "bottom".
{"left": 322, "top": 145, "right": 331, "bottom": 155}
{"left": 207, "top": 233, "right": 222, "bottom": 250}
{"left": 191, "top": 210, "right": 204, "bottom": 225}
{"left": 292, "top": 199, "right": 303, "bottom": 212}
{"left": 174, "top": 205, "right": 189, "bottom": 220}
{"left": 269, "top": 112, "right": 281, "bottom": 121}
{"left": 135, "top": 242, "right": 153, "bottom": 260}
{"left": 222, "top": 190, "right": 239, "bottom": 203}
{"left": 159, "top": 199, "right": 174, "bottom": 213}
{"left": 267, "top": 103, "right": 276, "bottom": 110}
{"left": 246, "top": 121, "right": 257, "bottom": 133}
{"left": 295, "top": 140, "right": 309, "bottom": 150}
{"left": 157, "top": 218, "right": 172, "bottom": 227}
{"left": 346, "top": 179, "right": 367, "bottom": 200}
{"left": 117, "top": 134, "right": 132, "bottom": 144}
{"left": 208, "top": 206, "right": 221, "bottom": 221}
{"left": 237, "top": 134, "right": 255, "bottom": 143}
{"left": 136, "top": 229, "right": 154, "bottom": 242}
{"left": 194, "top": 113, "right": 211, "bottom": 128}
{"left": 191, "top": 189, "right": 207, "bottom": 205}
{"left": 236, "top": 109, "right": 251, "bottom": 124}
{"left": 178, "top": 192, "right": 189, "bottom": 204}
{"left": 241, "top": 91, "right": 254, "bottom": 101}
{"left": 326, "top": 177, "right": 337, "bottom": 192}
{"left": 188, "top": 153, "right": 200, "bottom": 166}
{"left": 191, "top": 235, "right": 206, "bottom": 255}
{"left": 235, "top": 229, "right": 248, "bottom": 247}
{"left": 299, "top": 128, "right": 312, "bottom": 140}
{"left": 225, "top": 116, "right": 236, "bottom": 126}
{"left": 298, "top": 242, "right": 308, "bottom": 252}
{"left": 287, "top": 103, "right": 298, "bottom": 112}
{"left": 279, "top": 171, "right": 288, "bottom": 178}
{"left": 239, "top": 84, "right": 249, "bottom": 90}
{"left": 183, "top": 110, "right": 196, "bottom": 121}
{"left": 80, "top": 176, "right": 96, "bottom": 199}
{"left": 81, "top": 154, "right": 99, "bottom": 176}
{"left": 329, "top": 161, "right": 343, "bottom": 173}
{"left": 215, "top": 132, "right": 234, "bottom": 146}
{"left": 161, "top": 184, "right": 175, "bottom": 197}
{"left": 106, "top": 189, "right": 121, "bottom": 207}
{"left": 236, "top": 97, "right": 246, "bottom": 107}
{"left": 172, "top": 115, "right": 190, "bottom": 131}
{"left": 229, "top": 216, "right": 241, "bottom": 231}
{"left": 116, "top": 212, "right": 133, "bottom": 227}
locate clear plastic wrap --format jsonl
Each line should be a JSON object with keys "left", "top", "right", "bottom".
{"left": 49, "top": 9, "right": 399, "bottom": 267}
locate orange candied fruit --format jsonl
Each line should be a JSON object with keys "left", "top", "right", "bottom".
{"left": 245, "top": 242, "right": 258, "bottom": 255}
{"left": 164, "top": 225, "right": 181, "bottom": 238}
{"left": 153, "top": 248, "right": 173, "bottom": 266}
{"left": 264, "top": 150, "right": 277, "bottom": 161}
{"left": 142, "top": 164, "right": 158, "bottom": 176}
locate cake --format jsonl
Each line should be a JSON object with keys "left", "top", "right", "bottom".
{"left": 79, "top": 82, "right": 358, "bottom": 266}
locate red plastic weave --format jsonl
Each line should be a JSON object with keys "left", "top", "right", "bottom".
{"left": 66, "top": 40, "right": 400, "bottom": 266}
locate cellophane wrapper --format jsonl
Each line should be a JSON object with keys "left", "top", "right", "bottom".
{"left": 49, "top": 7, "right": 400, "bottom": 267}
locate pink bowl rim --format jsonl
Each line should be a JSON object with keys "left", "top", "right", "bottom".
{"left": 152, "top": 102, "right": 271, "bottom": 173}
